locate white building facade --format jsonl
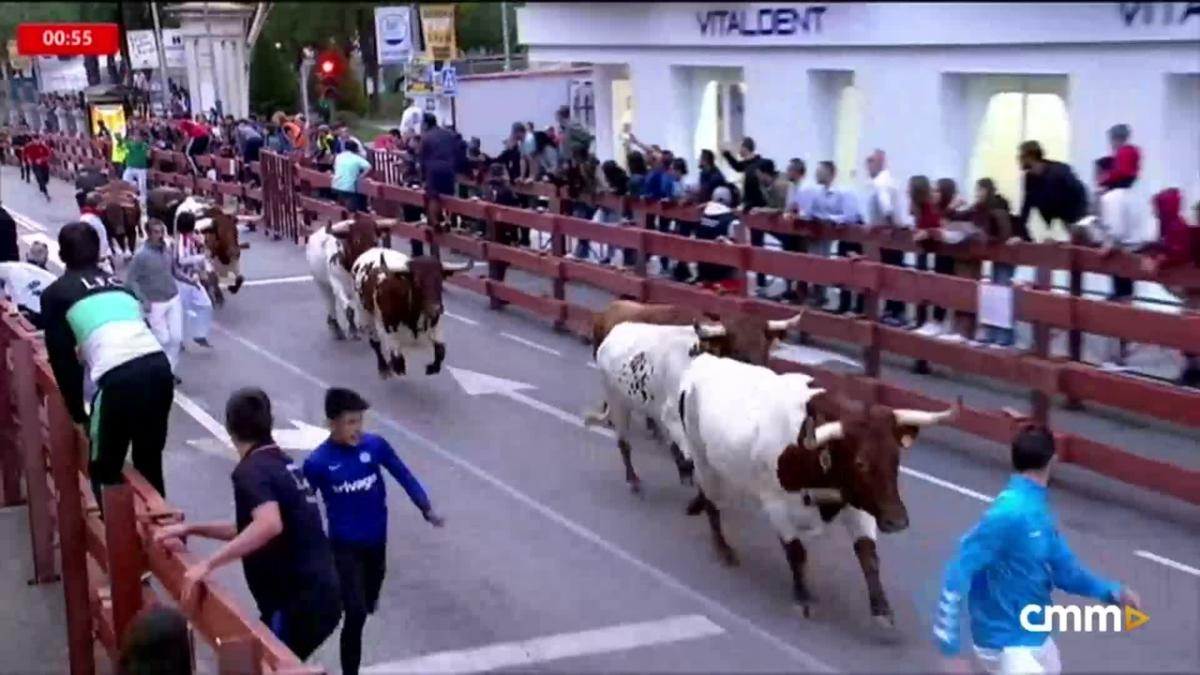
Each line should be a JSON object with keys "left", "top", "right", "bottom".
{"left": 517, "top": 2, "right": 1200, "bottom": 209}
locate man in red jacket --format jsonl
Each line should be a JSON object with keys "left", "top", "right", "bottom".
{"left": 22, "top": 134, "right": 53, "bottom": 201}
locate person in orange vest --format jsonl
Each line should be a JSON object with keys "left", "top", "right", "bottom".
{"left": 284, "top": 114, "right": 308, "bottom": 152}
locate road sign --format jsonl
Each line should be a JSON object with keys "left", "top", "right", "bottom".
{"left": 439, "top": 65, "right": 458, "bottom": 97}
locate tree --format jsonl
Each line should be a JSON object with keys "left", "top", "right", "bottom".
{"left": 249, "top": 37, "right": 298, "bottom": 116}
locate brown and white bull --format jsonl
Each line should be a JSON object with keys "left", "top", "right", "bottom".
{"left": 677, "top": 352, "right": 959, "bottom": 628}
{"left": 175, "top": 196, "right": 245, "bottom": 304}
{"left": 351, "top": 248, "right": 469, "bottom": 378}
{"left": 585, "top": 313, "right": 803, "bottom": 493}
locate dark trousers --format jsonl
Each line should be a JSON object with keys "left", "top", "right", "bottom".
{"left": 335, "top": 189, "right": 367, "bottom": 214}
{"left": 916, "top": 253, "right": 956, "bottom": 324}
{"left": 88, "top": 352, "right": 174, "bottom": 502}
{"left": 880, "top": 248, "right": 907, "bottom": 319}
{"left": 32, "top": 164, "right": 50, "bottom": 196}
{"left": 264, "top": 582, "right": 343, "bottom": 662}
{"left": 19, "top": 157, "right": 31, "bottom": 181}
{"left": 333, "top": 541, "right": 387, "bottom": 675}
{"left": 836, "top": 241, "right": 865, "bottom": 315}
{"left": 404, "top": 203, "right": 426, "bottom": 257}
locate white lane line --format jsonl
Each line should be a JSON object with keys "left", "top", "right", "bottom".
{"left": 901, "top": 467, "right": 993, "bottom": 504}
{"left": 240, "top": 274, "right": 311, "bottom": 288}
{"left": 501, "top": 332, "right": 562, "bottom": 357}
{"left": 208, "top": 322, "right": 837, "bottom": 673}
{"left": 1134, "top": 550, "right": 1200, "bottom": 577}
{"left": 445, "top": 311, "right": 479, "bottom": 326}
{"left": 362, "top": 614, "right": 724, "bottom": 674}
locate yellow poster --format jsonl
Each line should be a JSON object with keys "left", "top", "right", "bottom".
{"left": 90, "top": 104, "right": 127, "bottom": 139}
{"left": 419, "top": 4, "right": 457, "bottom": 61}
{"left": 404, "top": 60, "right": 434, "bottom": 96}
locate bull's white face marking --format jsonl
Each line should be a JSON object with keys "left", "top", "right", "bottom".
{"left": 819, "top": 448, "right": 832, "bottom": 473}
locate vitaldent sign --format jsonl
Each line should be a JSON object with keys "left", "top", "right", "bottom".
{"left": 1020, "top": 604, "right": 1149, "bottom": 633}
{"left": 696, "top": 6, "right": 827, "bottom": 38}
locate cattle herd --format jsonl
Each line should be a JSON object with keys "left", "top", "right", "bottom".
{"left": 304, "top": 219, "right": 962, "bottom": 634}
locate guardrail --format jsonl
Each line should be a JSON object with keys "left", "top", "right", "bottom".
{"left": 0, "top": 308, "right": 321, "bottom": 674}
{"left": 9, "top": 136, "right": 1200, "bottom": 507}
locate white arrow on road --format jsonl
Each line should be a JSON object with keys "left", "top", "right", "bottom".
{"left": 448, "top": 367, "right": 615, "bottom": 439}
{"left": 178, "top": 392, "right": 327, "bottom": 456}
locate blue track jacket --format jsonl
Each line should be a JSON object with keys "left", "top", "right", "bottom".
{"left": 302, "top": 433, "right": 431, "bottom": 544}
{"left": 933, "top": 475, "right": 1120, "bottom": 655}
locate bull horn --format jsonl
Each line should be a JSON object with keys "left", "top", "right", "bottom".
{"left": 803, "top": 422, "right": 845, "bottom": 450}
{"left": 694, "top": 322, "right": 726, "bottom": 339}
{"left": 767, "top": 312, "right": 804, "bottom": 333}
{"left": 894, "top": 397, "right": 962, "bottom": 428}
{"left": 441, "top": 260, "right": 471, "bottom": 274}
{"left": 329, "top": 219, "right": 354, "bottom": 235}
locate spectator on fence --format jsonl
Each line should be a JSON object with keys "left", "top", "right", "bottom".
{"left": 126, "top": 219, "right": 184, "bottom": 382}
{"left": 691, "top": 149, "right": 723, "bottom": 204}
{"left": 810, "top": 161, "right": 862, "bottom": 314}
{"left": 116, "top": 604, "right": 193, "bottom": 675}
{"left": 235, "top": 118, "right": 264, "bottom": 164}
{"left": 863, "top": 150, "right": 908, "bottom": 326}
{"left": 973, "top": 178, "right": 1018, "bottom": 347}
{"left": 1099, "top": 124, "right": 1141, "bottom": 190}
{"left": 303, "top": 388, "right": 444, "bottom": 675}
{"left": 723, "top": 137, "right": 769, "bottom": 289}
{"left": 0, "top": 201, "right": 17, "bottom": 263}
{"left": 565, "top": 149, "right": 599, "bottom": 260}
{"left": 911, "top": 175, "right": 950, "bottom": 335}
{"left": 177, "top": 115, "right": 211, "bottom": 176}
{"left": 76, "top": 191, "right": 114, "bottom": 273}
{"left": 1017, "top": 140, "right": 1087, "bottom": 239}
{"left": 42, "top": 223, "right": 173, "bottom": 501}
{"left": 782, "top": 158, "right": 822, "bottom": 305}
{"left": 1141, "top": 188, "right": 1200, "bottom": 387}
{"left": 313, "top": 124, "right": 337, "bottom": 165}
{"left": 122, "top": 130, "right": 151, "bottom": 202}
{"left": 933, "top": 177, "right": 979, "bottom": 342}
{"left": 373, "top": 128, "right": 402, "bottom": 152}
{"left": 420, "top": 112, "right": 463, "bottom": 238}
{"left": 335, "top": 122, "right": 366, "bottom": 158}
{"left": 556, "top": 105, "right": 594, "bottom": 166}
{"left": 692, "top": 185, "right": 743, "bottom": 294}
{"left": 284, "top": 113, "right": 307, "bottom": 151}
{"left": 530, "top": 130, "right": 560, "bottom": 182}
{"left": 497, "top": 122, "right": 528, "bottom": 182}
{"left": 265, "top": 122, "right": 293, "bottom": 154}
{"left": 333, "top": 140, "right": 372, "bottom": 214}
{"left": 596, "top": 160, "right": 631, "bottom": 267}
{"left": 750, "top": 159, "right": 800, "bottom": 297}
{"left": 155, "top": 387, "right": 343, "bottom": 661}
{"left": 22, "top": 133, "right": 53, "bottom": 202}
{"left": 399, "top": 100, "right": 423, "bottom": 139}
{"left": 0, "top": 255, "right": 56, "bottom": 330}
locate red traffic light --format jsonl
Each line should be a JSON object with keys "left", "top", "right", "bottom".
{"left": 319, "top": 59, "right": 334, "bottom": 75}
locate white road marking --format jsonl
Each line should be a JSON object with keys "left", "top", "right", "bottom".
{"left": 900, "top": 467, "right": 993, "bottom": 503}
{"left": 1134, "top": 550, "right": 1200, "bottom": 577}
{"left": 501, "top": 332, "right": 562, "bottom": 356}
{"left": 208, "top": 323, "right": 837, "bottom": 673}
{"left": 240, "top": 274, "right": 311, "bottom": 287}
{"left": 445, "top": 311, "right": 479, "bottom": 326}
{"left": 362, "top": 614, "right": 724, "bottom": 674}
{"left": 448, "top": 367, "right": 616, "bottom": 440}
{"left": 772, "top": 343, "right": 862, "bottom": 369}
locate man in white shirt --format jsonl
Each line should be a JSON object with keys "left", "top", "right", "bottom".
{"left": 76, "top": 191, "right": 114, "bottom": 272}
{"left": 864, "top": 150, "right": 908, "bottom": 326}
{"left": 808, "top": 161, "right": 863, "bottom": 314}
{"left": 399, "top": 101, "right": 424, "bottom": 139}
{"left": 0, "top": 256, "right": 58, "bottom": 329}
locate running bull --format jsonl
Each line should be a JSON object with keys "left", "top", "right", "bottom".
{"left": 678, "top": 352, "right": 959, "bottom": 628}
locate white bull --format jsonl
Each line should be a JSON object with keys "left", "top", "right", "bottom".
{"left": 677, "top": 352, "right": 957, "bottom": 627}
{"left": 306, "top": 223, "right": 365, "bottom": 341}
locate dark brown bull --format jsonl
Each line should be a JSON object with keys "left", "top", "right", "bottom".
{"left": 685, "top": 390, "right": 959, "bottom": 629}
{"left": 147, "top": 186, "right": 186, "bottom": 234}
{"left": 92, "top": 182, "right": 142, "bottom": 257}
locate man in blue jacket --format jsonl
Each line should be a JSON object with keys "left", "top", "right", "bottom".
{"left": 303, "top": 388, "right": 445, "bottom": 675}
{"left": 933, "top": 426, "right": 1141, "bottom": 674}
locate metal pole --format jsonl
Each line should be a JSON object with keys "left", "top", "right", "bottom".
{"left": 501, "top": 2, "right": 512, "bottom": 71}
{"left": 151, "top": 2, "right": 171, "bottom": 116}
{"left": 299, "top": 50, "right": 313, "bottom": 121}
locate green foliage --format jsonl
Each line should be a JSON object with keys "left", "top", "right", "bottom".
{"left": 336, "top": 69, "right": 369, "bottom": 117}
{"left": 249, "top": 36, "right": 298, "bottom": 116}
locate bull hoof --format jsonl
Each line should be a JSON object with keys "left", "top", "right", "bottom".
{"left": 425, "top": 362, "right": 442, "bottom": 375}
{"left": 685, "top": 494, "right": 706, "bottom": 516}
{"left": 327, "top": 318, "right": 346, "bottom": 340}
{"left": 679, "top": 473, "right": 695, "bottom": 487}
{"left": 378, "top": 368, "right": 391, "bottom": 380}
{"left": 229, "top": 276, "right": 245, "bottom": 294}
{"left": 795, "top": 602, "right": 816, "bottom": 619}
{"left": 871, "top": 612, "right": 899, "bottom": 636}
{"left": 627, "top": 478, "right": 643, "bottom": 496}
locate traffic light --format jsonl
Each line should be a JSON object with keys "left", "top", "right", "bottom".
{"left": 315, "top": 50, "right": 343, "bottom": 88}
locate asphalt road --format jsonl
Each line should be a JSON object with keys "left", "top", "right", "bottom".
{"left": 2, "top": 165, "right": 1198, "bottom": 674}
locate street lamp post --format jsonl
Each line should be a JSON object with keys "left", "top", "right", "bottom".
{"left": 299, "top": 47, "right": 314, "bottom": 120}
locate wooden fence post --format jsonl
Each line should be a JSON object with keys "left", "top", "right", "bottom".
{"left": 10, "top": 339, "right": 58, "bottom": 583}
{"left": 1031, "top": 265, "right": 1054, "bottom": 425}
{"left": 0, "top": 327, "right": 25, "bottom": 506}
{"left": 47, "top": 393, "right": 95, "bottom": 675}
{"left": 550, "top": 216, "right": 567, "bottom": 332}
{"left": 216, "top": 635, "right": 263, "bottom": 675}
{"left": 103, "top": 484, "right": 144, "bottom": 646}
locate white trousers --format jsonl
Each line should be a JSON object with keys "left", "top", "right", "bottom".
{"left": 122, "top": 167, "right": 148, "bottom": 200}
{"left": 177, "top": 281, "right": 212, "bottom": 341}
{"left": 975, "top": 638, "right": 1061, "bottom": 675}
{"left": 147, "top": 295, "right": 184, "bottom": 371}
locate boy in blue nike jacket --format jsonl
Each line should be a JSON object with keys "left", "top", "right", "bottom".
{"left": 933, "top": 426, "right": 1140, "bottom": 674}
{"left": 303, "top": 388, "right": 444, "bottom": 675}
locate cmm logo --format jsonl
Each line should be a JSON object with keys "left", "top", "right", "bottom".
{"left": 1020, "top": 604, "right": 1149, "bottom": 633}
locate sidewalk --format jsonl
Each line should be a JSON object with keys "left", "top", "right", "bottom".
{"left": 0, "top": 506, "right": 68, "bottom": 674}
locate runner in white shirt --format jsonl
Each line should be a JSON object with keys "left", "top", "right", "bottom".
{"left": 76, "top": 191, "right": 114, "bottom": 272}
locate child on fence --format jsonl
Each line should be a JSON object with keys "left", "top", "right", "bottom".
{"left": 302, "top": 388, "right": 444, "bottom": 675}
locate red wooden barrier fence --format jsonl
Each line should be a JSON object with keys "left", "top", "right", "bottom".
{"left": 0, "top": 308, "right": 320, "bottom": 674}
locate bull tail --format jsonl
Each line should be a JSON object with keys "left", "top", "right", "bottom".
{"left": 583, "top": 400, "right": 610, "bottom": 427}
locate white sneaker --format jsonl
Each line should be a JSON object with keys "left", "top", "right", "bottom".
{"left": 938, "top": 332, "right": 965, "bottom": 343}
{"left": 915, "top": 322, "right": 944, "bottom": 337}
